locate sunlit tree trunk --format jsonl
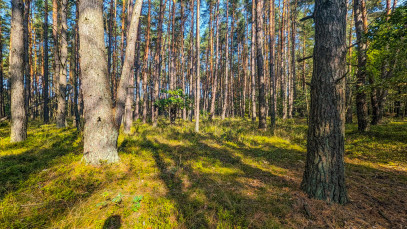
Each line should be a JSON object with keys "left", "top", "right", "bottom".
{"left": 153, "top": 0, "right": 166, "bottom": 127}
{"left": 195, "top": 0, "right": 200, "bottom": 132}
{"left": 221, "top": 2, "right": 229, "bottom": 120}
{"left": 269, "top": 0, "right": 276, "bottom": 129}
{"left": 43, "top": 0, "right": 49, "bottom": 123}
{"left": 57, "top": 0, "right": 68, "bottom": 128}
{"left": 301, "top": 0, "right": 348, "bottom": 204}
{"left": 251, "top": 0, "right": 256, "bottom": 122}
{"left": 79, "top": 0, "right": 119, "bottom": 165}
{"left": 10, "top": 0, "right": 27, "bottom": 142}
{"left": 115, "top": 0, "right": 143, "bottom": 129}
{"left": 256, "top": 0, "right": 266, "bottom": 130}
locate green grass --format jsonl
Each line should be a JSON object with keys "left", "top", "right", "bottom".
{"left": 0, "top": 118, "right": 406, "bottom": 228}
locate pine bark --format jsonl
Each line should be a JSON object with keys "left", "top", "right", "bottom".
{"left": 301, "top": 0, "right": 348, "bottom": 204}
{"left": 79, "top": 0, "right": 119, "bottom": 165}
{"left": 354, "top": 0, "right": 369, "bottom": 132}
{"left": 115, "top": 0, "right": 143, "bottom": 129}
{"left": 221, "top": 2, "right": 229, "bottom": 120}
{"left": 43, "top": 0, "right": 49, "bottom": 123}
{"left": 256, "top": 0, "right": 266, "bottom": 130}
{"left": 251, "top": 1, "right": 256, "bottom": 122}
{"left": 57, "top": 0, "right": 68, "bottom": 128}
{"left": 10, "top": 0, "right": 27, "bottom": 142}
{"left": 195, "top": 0, "right": 201, "bottom": 132}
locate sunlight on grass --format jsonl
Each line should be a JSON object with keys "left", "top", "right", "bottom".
{"left": 0, "top": 118, "right": 406, "bottom": 228}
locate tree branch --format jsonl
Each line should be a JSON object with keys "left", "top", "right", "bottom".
{"left": 297, "top": 55, "right": 313, "bottom": 63}
{"left": 300, "top": 13, "right": 314, "bottom": 22}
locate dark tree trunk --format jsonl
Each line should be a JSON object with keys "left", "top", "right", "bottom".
{"left": 354, "top": 0, "right": 369, "bottom": 132}
{"left": 301, "top": 0, "right": 348, "bottom": 204}
{"left": 195, "top": 0, "right": 200, "bottom": 132}
{"left": 269, "top": 0, "right": 276, "bottom": 129}
{"left": 10, "top": 0, "right": 27, "bottom": 142}
{"left": 79, "top": 0, "right": 119, "bottom": 165}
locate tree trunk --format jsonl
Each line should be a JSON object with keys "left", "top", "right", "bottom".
{"left": 256, "top": 0, "right": 266, "bottom": 130}
{"left": 251, "top": 1, "right": 256, "bottom": 122}
{"left": 195, "top": 0, "right": 201, "bottom": 132}
{"left": 57, "top": 0, "right": 67, "bottom": 128}
{"left": 43, "top": 0, "right": 49, "bottom": 123}
{"left": 354, "top": 0, "right": 369, "bottom": 132}
{"left": 10, "top": 0, "right": 27, "bottom": 142}
{"left": 269, "top": 0, "right": 276, "bottom": 129}
{"left": 153, "top": 0, "right": 166, "bottom": 127}
{"left": 209, "top": 0, "right": 220, "bottom": 121}
{"left": 301, "top": 0, "right": 348, "bottom": 204}
{"left": 79, "top": 0, "right": 119, "bottom": 165}
{"left": 115, "top": 0, "right": 143, "bottom": 128}
{"left": 221, "top": 2, "right": 229, "bottom": 120}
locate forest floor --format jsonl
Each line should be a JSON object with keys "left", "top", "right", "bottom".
{"left": 0, "top": 118, "right": 406, "bottom": 228}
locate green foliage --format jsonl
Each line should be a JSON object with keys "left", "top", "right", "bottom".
{"left": 154, "top": 89, "right": 192, "bottom": 111}
{"left": 366, "top": 4, "right": 407, "bottom": 100}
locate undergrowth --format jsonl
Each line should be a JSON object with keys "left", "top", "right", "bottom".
{"left": 0, "top": 118, "right": 406, "bottom": 228}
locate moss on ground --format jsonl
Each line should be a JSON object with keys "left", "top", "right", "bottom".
{"left": 0, "top": 118, "right": 406, "bottom": 228}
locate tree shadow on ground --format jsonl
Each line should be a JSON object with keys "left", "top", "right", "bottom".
{"left": 0, "top": 130, "right": 80, "bottom": 200}
{"left": 125, "top": 123, "right": 407, "bottom": 228}
{"left": 131, "top": 129, "right": 301, "bottom": 228}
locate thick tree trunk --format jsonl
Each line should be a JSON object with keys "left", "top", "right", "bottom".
{"left": 301, "top": 0, "right": 348, "bottom": 204}
{"left": 10, "top": 0, "right": 27, "bottom": 142}
{"left": 79, "top": 0, "right": 119, "bottom": 165}
{"left": 354, "top": 0, "right": 369, "bottom": 132}
{"left": 115, "top": 0, "right": 143, "bottom": 128}
{"left": 256, "top": 0, "right": 266, "bottom": 130}
{"left": 57, "top": 0, "right": 68, "bottom": 128}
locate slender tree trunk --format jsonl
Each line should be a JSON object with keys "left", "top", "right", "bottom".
{"left": 251, "top": 1, "right": 256, "bottom": 122}
{"left": 79, "top": 0, "right": 119, "bottom": 165}
{"left": 43, "top": 0, "right": 49, "bottom": 123}
{"left": 57, "top": 0, "right": 67, "bottom": 128}
{"left": 209, "top": 0, "right": 220, "bottom": 121}
{"left": 188, "top": 0, "right": 195, "bottom": 122}
{"left": 346, "top": 8, "right": 353, "bottom": 124}
{"left": 153, "top": 0, "right": 166, "bottom": 127}
{"left": 10, "top": 0, "right": 27, "bottom": 142}
{"left": 115, "top": 0, "right": 143, "bottom": 128}
{"left": 0, "top": 19, "right": 3, "bottom": 118}
{"left": 354, "top": 0, "right": 369, "bottom": 132}
{"left": 301, "top": 0, "right": 348, "bottom": 204}
{"left": 142, "top": 0, "right": 151, "bottom": 124}
{"left": 23, "top": 0, "right": 31, "bottom": 118}
{"left": 289, "top": 0, "right": 297, "bottom": 119}
{"left": 180, "top": 0, "right": 187, "bottom": 120}
{"left": 195, "top": 0, "right": 200, "bottom": 132}
{"left": 256, "top": 0, "right": 266, "bottom": 130}
{"left": 269, "top": 0, "right": 276, "bottom": 129}
{"left": 221, "top": 2, "right": 229, "bottom": 120}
